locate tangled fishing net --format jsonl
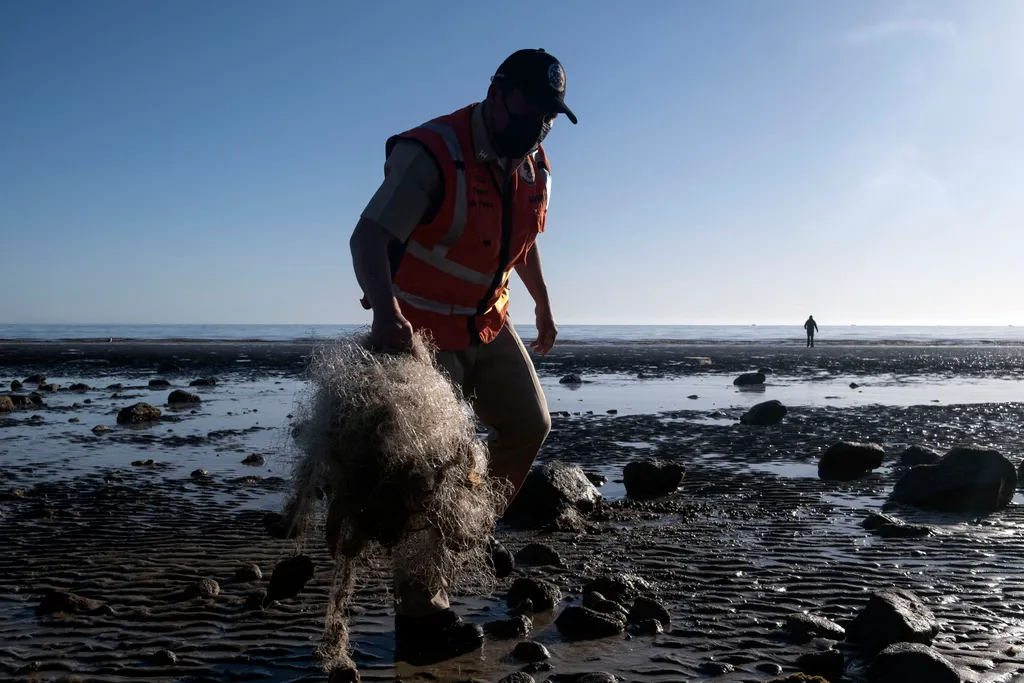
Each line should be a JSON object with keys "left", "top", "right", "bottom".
{"left": 282, "top": 332, "right": 503, "bottom": 675}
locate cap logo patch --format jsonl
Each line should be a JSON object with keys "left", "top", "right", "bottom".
{"left": 548, "top": 63, "right": 565, "bottom": 93}
{"left": 519, "top": 159, "right": 536, "bottom": 185}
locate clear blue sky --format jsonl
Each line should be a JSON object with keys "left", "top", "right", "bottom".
{"left": 2, "top": 1, "right": 1021, "bottom": 326}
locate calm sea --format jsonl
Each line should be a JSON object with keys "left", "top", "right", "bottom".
{"left": 1, "top": 324, "right": 1022, "bottom": 345}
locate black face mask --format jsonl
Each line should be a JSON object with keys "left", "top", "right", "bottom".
{"left": 492, "top": 94, "right": 551, "bottom": 159}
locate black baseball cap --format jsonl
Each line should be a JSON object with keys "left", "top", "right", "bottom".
{"left": 492, "top": 49, "right": 577, "bottom": 124}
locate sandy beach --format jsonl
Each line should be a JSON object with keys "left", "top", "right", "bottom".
{"left": 2, "top": 341, "right": 1024, "bottom": 682}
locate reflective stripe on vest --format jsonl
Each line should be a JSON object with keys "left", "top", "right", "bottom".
{"left": 404, "top": 240, "right": 493, "bottom": 287}
{"left": 419, "top": 122, "right": 467, "bottom": 253}
{"left": 393, "top": 286, "right": 478, "bottom": 316}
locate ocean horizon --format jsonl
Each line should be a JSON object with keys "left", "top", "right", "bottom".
{"left": 1, "top": 323, "right": 1022, "bottom": 345}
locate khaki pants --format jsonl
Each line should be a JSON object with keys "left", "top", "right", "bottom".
{"left": 395, "top": 319, "right": 551, "bottom": 617}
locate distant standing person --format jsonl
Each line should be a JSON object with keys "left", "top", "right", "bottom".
{"left": 804, "top": 315, "right": 818, "bottom": 347}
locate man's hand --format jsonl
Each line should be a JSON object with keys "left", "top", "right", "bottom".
{"left": 370, "top": 309, "right": 414, "bottom": 352}
{"left": 531, "top": 305, "right": 558, "bottom": 355}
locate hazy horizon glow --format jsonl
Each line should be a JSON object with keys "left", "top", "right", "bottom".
{"left": 2, "top": 1, "right": 1022, "bottom": 327}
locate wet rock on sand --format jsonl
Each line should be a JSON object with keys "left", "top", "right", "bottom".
{"left": 868, "top": 642, "right": 965, "bottom": 683}
{"left": 555, "top": 605, "right": 626, "bottom": 640}
{"left": 10, "top": 379, "right": 22, "bottom": 391}
{"left": 900, "top": 444, "right": 941, "bottom": 466}
{"left": 515, "top": 542, "right": 563, "bottom": 567}
{"left": 68, "top": 383, "right": 90, "bottom": 392}
{"left": 91, "top": 425, "right": 110, "bottom": 434}
{"left": 242, "top": 453, "right": 266, "bottom": 466}
{"left": 795, "top": 639, "right": 845, "bottom": 680}
{"left": 149, "top": 379, "right": 171, "bottom": 388}
{"left": 507, "top": 577, "right": 561, "bottom": 613}
{"left": 189, "top": 378, "right": 217, "bottom": 387}
{"left": 182, "top": 578, "right": 220, "bottom": 599}
{"left": 234, "top": 564, "right": 263, "bottom": 582}
{"left": 740, "top": 399, "right": 788, "bottom": 425}
{"left": 190, "top": 468, "right": 208, "bottom": 478}
{"left": 498, "top": 674, "right": 535, "bottom": 683}
{"left": 734, "top": 371, "right": 766, "bottom": 386}
{"left": 503, "top": 461, "right": 601, "bottom": 529}
{"left": 559, "top": 373, "right": 583, "bottom": 385}
{"left": 623, "top": 458, "right": 685, "bottom": 499}
{"left": 168, "top": 389, "right": 201, "bottom": 405}
{"left": 484, "top": 614, "right": 532, "bottom": 639}
{"left": 117, "top": 402, "right": 162, "bottom": 424}
{"left": 847, "top": 588, "right": 938, "bottom": 650}
{"left": 862, "top": 512, "right": 932, "bottom": 538}
{"left": 37, "top": 383, "right": 59, "bottom": 392}
{"left": 786, "top": 613, "right": 846, "bottom": 642}
{"left": 628, "top": 595, "right": 671, "bottom": 628}
{"left": 818, "top": 441, "right": 884, "bottom": 481}
{"left": 513, "top": 640, "right": 551, "bottom": 662}
{"left": 150, "top": 649, "right": 178, "bottom": 665}
{"left": 891, "top": 446, "right": 1017, "bottom": 513}
{"left": 770, "top": 676, "right": 829, "bottom": 683}
{"left": 36, "top": 589, "right": 107, "bottom": 616}
{"left": 582, "top": 574, "right": 652, "bottom": 604}
{"left": 266, "top": 555, "right": 315, "bottom": 603}
{"left": 547, "top": 673, "right": 618, "bottom": 683}
{"left": 23, "top": 374, "right": 45, "bottom": 384}
{"left": 0, "top": 396, "right": 14, "bottom": 412}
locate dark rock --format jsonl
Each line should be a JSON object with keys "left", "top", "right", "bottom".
{"left": 234, "top": 564, "right": 262, "bottom": 582}
{"left": 262, "top": 511, "right": 299, "bottom": 539}
{"left": 497, "top": 674, "right": 534, "bottom": 683}
{"left": 555, "top": 605, "right": 626, "bottom": 640}
{"left": 606, "top": 409, "right": 617, "bottom": 415}
{"left": 68, "top": 417, "right": 80, "bottom": 423}
{"left": 847, "top": 588, "right": 938, "bottom": 650}
{"left": 818, "top": 441, "right": 885, "bottom": 481}
{"left": 631, "top": 618, "right": 664, "bottom": 635}
{"left": 117, "top": 402, "right": 162, "bottom": 424}
{"left": 733, "top": 372, "right": 766, "bottom": 386}
{"left": 148, "top": 379, "right": 171, "bottom": 388}
{"left": 584, "top": 471, "right": 607, "bottom": 487}
{"left": 769, "top": 676, "right": 829, "bottom": 683}
{"left": 0, "top": 396, "right": 13, "bottom": 412}
{"left": 37, "top": 383, "right": 59, "bottom": 392}
{"left": 506, "top": 577, "right": 561, "bottom": 613}
{"left": 183, "top": 578, "right": 220, "bottom": 599}
{"left": 515, "top": 542, "right": 563, "bottom": 567}
{"left": 891, "top": 446, "right": 1017, "bottom": 513}
{"left": 584, "top": 592, "right": 628, "bottom": 618}
{"left": 786, "top": 613, "right": 846, "bottom": 642}
{"left": 92, "top": 425, "right": 110, "bottom": 434}
{"left": 68, "top": 383, "right": 90, "bottom": 392}
{"left": 628, "top": 596, "right": 671, "bottom": 628}
{"left": 900, "top": 445, "right": 941, "bottom": 466}
{"left": 244, "top": 590, "right": 268, "bottom": 611}
{"left": 869, "top": 642, "right": 964, "bottom": 683}
{"left": 266, "top": 555, "right": 315, "bottom": 602}
{"left": 850, "top": 382, "right": 860, "bottom": 389}
{"left": 24, "top": 374, "right": 45, "bottom": 384}
{"left": 242, "top": 453, "right": 266, "bottom": 466}
{"left": 327, "top": 665, "right": 361, "bottom": 683}
{"left": 512, "top": 640, "right": 551, "bottom": 662}
{"left": 547, "top": 675, "right": 617, "bottom": 683}
{"left": 106, "top": 383, "right": 124, "bottom": 391}
{"left": 756, "top": 663, "right": 784, "bottom": 676}
{"left": 7, "top": 394, "right": 38, "bottom": 408}
{"left": 862, "top": 512, "right": 932, "bottom": 538}
{"left": 168, "top": 389, "right": 201, "bottom": 405}
{"left": 10, "top": 380, "right": 22, "bottom": 391}
{"left": 36, "top": 589, "right": 106, "bottom": 615}
{"left": 189, "top": 378, "right": 217, "bottom": 387}
{"left": 484, "top": 614, "right": 532, "bottom": 639}
{"left": 697, "top": 660, "right": 735, "bottom": 676}
{"left": 687, "top": 394, "right": 698, "bottom": 399}
{"left": 131, "top": 459, "right": 157, "bottom": 467}
{"left": 150, "top": 649, "right": 178, "bottom": 665}
{"left": 796, "top": 643, "right": 845, "bottom": 680}
{"left": 559, "top": 373, "right": 583, "bottom": 385}
{"left": 623, "top": 458, "right": 685, "bottom": 499}
{"left": 740, "top": 400, "right": 788, "bottom": 426}
{"left": 582, "top": 574, "right": 652, "bottom": 604}
{"left": 191, "top": 469, "right": 209, "bottom": 478}
{"left": 157, "top": 361, "right": 183, "bottom": 374}
{"left": 503, "top": 461, "right": 601, "bottom": 529}
{"left": 522, "top": 662, "right": 552, "bottom": 675}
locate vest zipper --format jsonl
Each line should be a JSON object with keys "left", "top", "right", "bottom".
{"left": 467, "top": 166, "right": 514, "bottom": 344}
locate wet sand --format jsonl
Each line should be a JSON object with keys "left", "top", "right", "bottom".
{"left": 2, "top": 342, "right": 1024, "bottom": 682}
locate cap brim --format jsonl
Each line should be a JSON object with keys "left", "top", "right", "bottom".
{"left": 551, "top": 98, "right": 578, "bottom": 125}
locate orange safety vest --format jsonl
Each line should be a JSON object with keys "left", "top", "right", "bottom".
{"left": 382, "top": 104, "right": 550, "bottom": 351}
